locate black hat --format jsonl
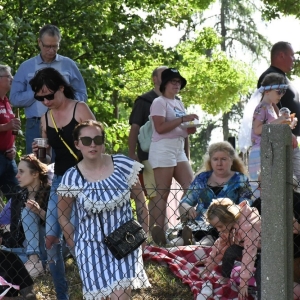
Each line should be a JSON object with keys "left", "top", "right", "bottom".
{"left": 159, "top": 68, "right": 187, "bottom": 93}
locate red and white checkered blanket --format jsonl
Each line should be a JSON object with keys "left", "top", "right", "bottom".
{"left": 143, "top": 245, "right": 257, "bottom": 300}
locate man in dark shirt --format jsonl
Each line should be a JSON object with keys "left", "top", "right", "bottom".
{"left": 258, "top": 41, "right": 300, "bottom": 180}
{"left": 128, "top": 66, "right": 167, "bottom": 229}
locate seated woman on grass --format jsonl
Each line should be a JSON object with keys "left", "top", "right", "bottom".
{"left": 1, "top": 154, "right": 50, "bottom": 278}
{"left": 152, "top": 141, "right": 252, "bottom": 247}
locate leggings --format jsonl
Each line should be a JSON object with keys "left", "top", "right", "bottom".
{"left": 221, "top": 244, "right": 261, "bottom": 300}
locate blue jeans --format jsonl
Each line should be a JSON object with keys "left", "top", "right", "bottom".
{"left": 21, "top": 207, "right": 47, "bottom": 263}
{"left": 0, "top": 153, "right": 18, "bottom": 199}
{"left": 25, "top": 118, "right": 41, "bottom": 154}
{"left": 46, "top": 175, "right": 69, "bottom": 300}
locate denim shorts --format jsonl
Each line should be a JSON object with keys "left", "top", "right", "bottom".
{"left": 148, "top": 137, "right": 188, "bottom": 169}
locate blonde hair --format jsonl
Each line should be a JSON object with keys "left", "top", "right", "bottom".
{"left": 202, "top": 141, "right": 247, "bottom": 175}
{"left": 205, "top": 198, "right": 240, "bottom": 225}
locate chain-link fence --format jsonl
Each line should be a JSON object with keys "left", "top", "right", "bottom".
{"left": 0, "top": 124, "right": 298, "bottom": 300}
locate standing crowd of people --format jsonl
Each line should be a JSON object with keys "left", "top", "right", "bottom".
{"left": 0, "top": 22, "right": 298, "bottom": 300}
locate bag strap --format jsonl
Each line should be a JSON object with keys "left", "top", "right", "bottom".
{"left": 49, "top": 110, "right": 78, "bottom": 161}
{"left": 98, "top": 215, "right": 106, "bottom": 238}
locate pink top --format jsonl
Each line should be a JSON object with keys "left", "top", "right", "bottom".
{"left": 150, "top": 96, "right": 188, "bottom": 142}
{"left": 251, "top": 102, "right": 277, "bottom": 146}
{"left": 204, "top": 201, "right": 261, "bottom": 284}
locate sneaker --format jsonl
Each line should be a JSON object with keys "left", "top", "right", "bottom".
{"left": 151, "top": 225, "right": 167, "bottom": 246}
{"left": 24, "top": 260, "right": 44, "bottom": 278}
{"left": 182, "top": 226, "right": 193, "bottom": 245}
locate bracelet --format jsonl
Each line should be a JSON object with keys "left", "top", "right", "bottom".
{"left": 181, "top": 116, "right": 184, "bottom": 123}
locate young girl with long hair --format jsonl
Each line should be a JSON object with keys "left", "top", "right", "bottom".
{"left": 2, "top": 154, "right": 50, "bottom": 278}
{"left": 248, "top": 72, "right": 291, "bottom": 193}
{"left": 200, "top": 198, "right": 261, "bottom": 299}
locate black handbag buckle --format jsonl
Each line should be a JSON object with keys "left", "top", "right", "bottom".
{"left": 125, "top": 232, "right": 135, "bottom": 243}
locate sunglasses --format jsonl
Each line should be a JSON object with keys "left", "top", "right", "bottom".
{"left": 79, "top": 136, "right": 104, "bottom": 146}
{"left": 275, "top": 89, "right": 287, "bottom": 96}
{"left": 34, "top": 91, "right": 57, "bottom": 102}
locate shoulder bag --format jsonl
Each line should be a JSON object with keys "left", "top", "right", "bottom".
{"left": 99, "top": 216, "right": 147, "bottom": 260}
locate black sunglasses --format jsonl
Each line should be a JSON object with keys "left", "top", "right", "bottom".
{"left": 34, "top": 91, "right": 57, "bottom": 102}
{"left": 79, "top": 136, "right": 104, "bottom": 146}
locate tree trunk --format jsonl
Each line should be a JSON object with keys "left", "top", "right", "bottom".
{"left": 220, "top": 0, "right": 227, "bottom": 52}
{"left": 222, "top": 111, "right": 230, "bottom": 141}
{"left": 112, "top": 90, "right": 119, "bottom": 119}
{"left": 221, "top": 0, "right": 228, "bottom": 140}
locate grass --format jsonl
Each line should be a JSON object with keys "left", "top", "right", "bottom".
{"left": 34, "top": 258, "right": 193, "bottom": 300}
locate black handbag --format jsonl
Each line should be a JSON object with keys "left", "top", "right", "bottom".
{"left": 99, "top": 217, "right": 147, "bottom": 260}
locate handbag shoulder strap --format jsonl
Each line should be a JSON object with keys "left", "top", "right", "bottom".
{"left": 49, "top": 110, "right": 78, "bottom": 161}
{"left": 98, "top": 215, "right": 106, "bottom": 237}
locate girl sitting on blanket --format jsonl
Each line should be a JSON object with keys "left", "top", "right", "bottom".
{"left": 199, "top": 198, "right": 261, "bottom": 300}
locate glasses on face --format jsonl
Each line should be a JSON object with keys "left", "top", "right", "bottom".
{"left": 170, "top": 79, "right": 182, "bottom": 86}
{"left": 34, "top": 90, "right": 57, "bottom": 102}
{"left": 40, "top": 40, "right": 60, "bottom": 50}
{"left": 0, "top": 75, "right": 12, "bottom": 79}
{"left": 275, "top": 89, "right": 287, "bottom": 96}
{"left": 79, "top": 136, "right": 104, "bottom": 146}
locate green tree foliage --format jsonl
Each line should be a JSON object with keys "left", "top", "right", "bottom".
{"left": 260, "top": 0, "right": 300, "bottom": 19}
{"left": 0, "top": 0, "right": 214, "bottom": 154}
{"left": 184, "top": 0, "right": 270, "bottom": 157}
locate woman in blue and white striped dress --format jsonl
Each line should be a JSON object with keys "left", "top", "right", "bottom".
{"left": 57, "top": 120, "right": 150, "bottom": 300}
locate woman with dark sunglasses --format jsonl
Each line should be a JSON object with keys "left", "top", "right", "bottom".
{"left": 248, "top": 72, "right": 295, "bottom": 194}
{"left": 57, "top": 120, "right": 150, "bottom": 300}
{"left": 29, "top": 67, "right": 95, "bottom": 300}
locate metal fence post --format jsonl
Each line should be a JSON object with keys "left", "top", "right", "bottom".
{"left": 261, "top": 124, "right": 293, "bottom": 299}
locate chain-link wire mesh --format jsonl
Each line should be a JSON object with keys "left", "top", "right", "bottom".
{"left": 0, "top": 176, "right": 267, "bottom": 300}
{"left": 2, "top": 153, "right": 300, "bottom": 300}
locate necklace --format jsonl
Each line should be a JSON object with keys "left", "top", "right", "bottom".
{"left": 79, "top": 155, "right": 113, "bottom": 182}
{"left": 81, "top": 165, "right": 107, "bottom": 182}
{"left": 208, "top": 172, "right": 233, "bottom": 187}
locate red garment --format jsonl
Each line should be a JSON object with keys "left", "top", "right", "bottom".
{"left": 143, "top": 245, "right": 257, "bottom": 300}
{"left": 0, "top": 97, "right": 15, "bottom": 151}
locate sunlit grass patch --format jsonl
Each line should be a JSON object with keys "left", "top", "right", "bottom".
{"left": 33, "top": 259, "right": 192, "bottom": 300}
